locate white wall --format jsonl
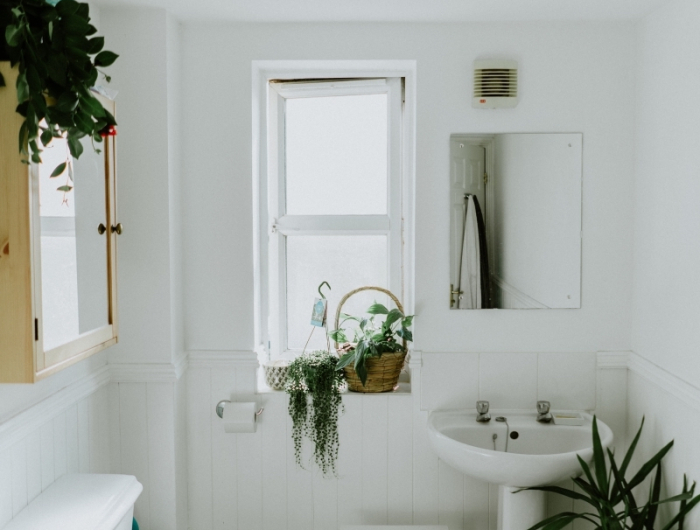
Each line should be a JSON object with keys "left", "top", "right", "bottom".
{"left": 628, "top": 0, "right": 700, "bottom": 526}
{"left": 181, "top": 21, "right": 636, "bottom": 355}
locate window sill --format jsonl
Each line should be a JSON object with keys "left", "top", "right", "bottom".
{"left": 256, "top": 365, "right": 411, "bottom": 395}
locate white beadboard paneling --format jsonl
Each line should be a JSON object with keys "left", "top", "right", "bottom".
{"left": 572, "top": 482, "right": 595, "bottom": 530}
{"left": 119, "top": 382, "right": 151, "bottom": 530}
{"left": 261, "top": 393, "right": 288, "bottom": 530}
{"left": 538, "top": 353, "right": 596, "bottom": 410}
{"left": 595, "top": 367, "right": 627, "bottom": 452}
{"left": 108, "top": 383, "right": 122, "bottom": 473}
{"left": 312, "top": 466, "right": 338, "bottom": 530}
{"left": 421, "top": 353, "right": 479, "bottom": 411}
{"left": 211, "top": 368, "right": 238, "bottom": 530}
{"left": 362, "top": 395, "right": 389, "bottom": 525}
{"left": 25, "top": 431, "right": 41, "bottom": 504}
{"left": 187, "top": 368, "right": 213, "bottom": 530}
{"left": 336, "top": 396, "right": 364, "bottom": 528}
{"left": 53, "top": 412, "right": 68, "bottom": 480}
{"left": 40, "top": 420, "right": 55, "bottom": 491}
{"left": 286, "top": 409, "right": 314, "bottom": 530}
{"left": 77, "top": 398, "right": 90, "bottom": 473}
{"left": 0, "top": 449, "right": 12, "bottom": 527}
{"left": 412, "top": 375, "right": 440, "bottom": 526}
{"left": 488, "top": 484, "right": 498, "bottom": 530}
{"left": 89, "top": 386, "right": 111, "bottom": 473}
{"left": 236, "top": 367, "right": 263, "bottom": 530}
{"left": 387, "top": 397, "right": 413, "bottom": 525}
{"left": 65, "top": 404, "right": 79, "bottom": 475}
{"left": 11, "top": 441, "right": 28, "bottom": 517}
{"left": 479, "top": 353, "right": 538, "bottom": 409}
{"left": 462, "top": 475, "right": 489, "bottom": 530}
{"left": 438, "top": 459, "right": 463, "bottom": 530}
{"left": 147, "top": 382, "right": 177, "bottom": 530}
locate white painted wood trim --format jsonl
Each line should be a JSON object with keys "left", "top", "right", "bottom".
{"left": 110, "top": 359, "right": 188, "bottom": 383}
{"left": 597, "top": 351, "right": 630, "bottom": 370}
{"left": 628, "top": 352, "right": 700, "bottom": 412}
{"left": 188, "top": 350, "right": 259, "bottom": 369}
{"left": 0, "top": 365, "right": 110, "bottom": 452}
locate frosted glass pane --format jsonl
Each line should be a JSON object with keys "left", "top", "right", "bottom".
{"left": 285, "top": 94, "right": 387, "bottom": 215}
{"left": 286, "top": 235, "right": 388, "bottom": 351}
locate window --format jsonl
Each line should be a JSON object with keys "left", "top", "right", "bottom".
{"left": 255, "top": 73, "right": 411, "bottom": 360}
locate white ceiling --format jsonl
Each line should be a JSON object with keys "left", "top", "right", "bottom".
{"left": 96, "top": 0, "right": 670, "bottom": 22}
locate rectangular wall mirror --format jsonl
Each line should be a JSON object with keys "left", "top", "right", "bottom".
{"left": 450, "top": 133, "right": 582, "bottom": 309}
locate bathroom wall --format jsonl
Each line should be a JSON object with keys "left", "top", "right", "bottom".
{"left": 180, "top": 20, "right": 636, "bottom": 529}
{"left": 629, "top": 0, "right": 700, "bottom": 526}
{"left": 181, "top": 21, "right": 637, "bottom": 356}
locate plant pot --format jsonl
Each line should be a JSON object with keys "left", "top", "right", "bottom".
{"left": 262, "top": 360, "right": 290, "bottom": 390}
{"left": 342, "top": 350, "right": 407, "bottom": 393}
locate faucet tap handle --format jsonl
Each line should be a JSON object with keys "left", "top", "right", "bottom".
{"left": 537, "top": 401, "right": 551, "bottom": 414}
{"left": 476, "top": 400, "right": 490, "bottom": 414}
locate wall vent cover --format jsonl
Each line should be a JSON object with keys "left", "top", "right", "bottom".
{"left": 473, "top": 59, "right": 518, "bottom": 109}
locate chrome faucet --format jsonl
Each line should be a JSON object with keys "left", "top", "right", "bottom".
{"left": 476, "top": 400, "right": 491, "bottom": 422}
{"left": 537, "top": 401, "right": 553, "bottom": 423}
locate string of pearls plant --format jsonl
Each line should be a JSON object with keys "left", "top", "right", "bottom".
{"left": 286, "top": 350, "right": 345, "bottom": 476}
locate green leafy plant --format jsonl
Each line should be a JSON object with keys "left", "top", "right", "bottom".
{"left": 330, "top": 302, "right": 413, "bottom": 387}
{"left": 286, "top": 350, "right": 345, "bottom": 476}
{"left": 0, "top": 0, "right": 118, "bottom": 168}
{"left": 522, "top": 416, "right": 700, "bottom": 530}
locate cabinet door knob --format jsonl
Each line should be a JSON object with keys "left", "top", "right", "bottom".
{"left": 98, "top": 223, "right": 107, "bottom": 235}
{"left": 111, "top": 223, "right": 123, "bottom": 235}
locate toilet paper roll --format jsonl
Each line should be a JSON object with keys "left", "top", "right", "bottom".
{"left": 222, "top": 402, "right": 256, "bottom": 433}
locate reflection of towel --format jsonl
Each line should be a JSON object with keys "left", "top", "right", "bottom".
{"left": 457, "top": 195, "right": 491, "bottom": 309}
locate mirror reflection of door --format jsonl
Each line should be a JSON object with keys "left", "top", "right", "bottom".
{"left": 38, "top": 134, "right": 109, "bottom": 351}
{"left": 449, "top": 133, "right": 582, "bottom": 310}
{"left": 450, "top": 138, "right": 487, "bottom": 308}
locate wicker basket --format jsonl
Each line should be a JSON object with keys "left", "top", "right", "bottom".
{"left": 334, "top": 286, "right": 407, "bottom": 393}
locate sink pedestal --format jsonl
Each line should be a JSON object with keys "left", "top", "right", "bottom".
{"left": 498, "top": 486, "right": 546, "bottom": 530}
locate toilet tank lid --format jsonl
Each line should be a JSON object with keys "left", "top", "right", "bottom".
{"left": 3, "top": 474, "right": 143, "bottom": 530}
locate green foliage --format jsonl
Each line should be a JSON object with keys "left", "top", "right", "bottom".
{"left": 0, "top": 0, "right": 117, "bottom": 167}
{"left": 522, "top": 416, "right": 700, "bottom": 530}
{"left": 329, "top": 302, "right": 414, "bottom": 387}
{"left": 286, "top": 350, "right": 345, "bottom": 476}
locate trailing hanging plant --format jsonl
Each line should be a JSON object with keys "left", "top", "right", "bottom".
{"left": 286, "top": 350, "right": 344, "bottom": 476}
{"left": 521, "top": 416, "right": 700, "bottom": 530}
{"left": 0, "top": 0, "right": 118, "bottom": 167}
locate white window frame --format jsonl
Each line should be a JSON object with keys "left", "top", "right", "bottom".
{"left": 252, "top": 61, "right": 416, "bottom": 362}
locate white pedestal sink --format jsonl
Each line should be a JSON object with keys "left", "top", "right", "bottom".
{"left": 427, "top": 411, "right": 613, "bottom": 530}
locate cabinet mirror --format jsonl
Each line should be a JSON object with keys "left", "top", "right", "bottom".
{"left": 450, "top": 133, "right": 582, "bottom": 309}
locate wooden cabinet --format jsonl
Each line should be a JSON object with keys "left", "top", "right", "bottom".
{"left": 0, "top": 63, "right": 119, "bottom": 383}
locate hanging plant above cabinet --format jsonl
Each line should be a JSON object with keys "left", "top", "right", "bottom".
{"left": 0, "top": 0, "right": 118, "bottom": 170}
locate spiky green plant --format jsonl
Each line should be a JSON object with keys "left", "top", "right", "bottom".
{"left": 522, "top": 416, "right": 700, "bottom": 530}
{"left": 286, "top": 350, "right": 344, "bottom": 476}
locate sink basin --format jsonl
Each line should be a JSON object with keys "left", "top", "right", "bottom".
{"left": 427, "top": 410, "right": 614, "bottom": 530}
{"left": 427, "top": 410, "right": 613, "bottom": 487}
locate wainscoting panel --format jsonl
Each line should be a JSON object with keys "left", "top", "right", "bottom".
{"left": 0, "top": 375, "right": 110, "bottom": 527}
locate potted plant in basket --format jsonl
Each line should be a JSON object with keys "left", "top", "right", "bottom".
{"left": 329, "top": 286, "right": 413, "bottom": 393}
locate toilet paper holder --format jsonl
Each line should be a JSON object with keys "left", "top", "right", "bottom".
{"left": 216, "top": 400, "right": 264, "bottom": 420}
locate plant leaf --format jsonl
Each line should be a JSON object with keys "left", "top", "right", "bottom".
{"left": 367, "top": 303, "right": 389, "bottom": 315}
{"left": 591, "top": 417, "right": 609, "bottom": 498}
{"left": 517, "top": 486, "right": 599, "bottom": 508}
{"left": 57, "top": 185, "right": 73, "bottom": 192}
{"left": 620, "top": 416, "right": 644, "bottom": 479}
{"left": 94, "top": 50, "right": 119, "bottom": 67}
{"left": 626, "top": 440, "right": 674, "bottom": 492}
{"left": 396, "top": 327, "right": 413, "bottom": 342}
{"left": 86, "top": 36, "right": 104, "bottom": 54}
{"left": 385, "top": 308, "right": 403, "bottom": 328}
{"left": 401, "top": 315, "right": 414, "bottom": 327}
{"left": 335, "top": 352, "right": 354, "bottom": 370}
{"left": 50, "top": 162, "right": 67, "bottom": 177}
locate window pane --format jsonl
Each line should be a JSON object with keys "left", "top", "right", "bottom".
{"left": 285, "top": 94, "right": 388, "bottom": 215}
{"left": 286, "top": 235, "right": 389, "bottom": 351}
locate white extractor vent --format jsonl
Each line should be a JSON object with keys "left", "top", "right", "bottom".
{"left": 473, "top": 59, "right": 518, "bottom": 109}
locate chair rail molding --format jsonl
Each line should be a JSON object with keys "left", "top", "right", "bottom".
{"left": 0, "top": 364, "right": 110, "bottom": 451}
{"left": 597, "top": 351, "right": 631, "bottom": 370}
{"left": 628, "top": 352, "right": 700, "bottom": 413}
{"left": 188, "top": 349, "right": 259, "bottom": 369}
